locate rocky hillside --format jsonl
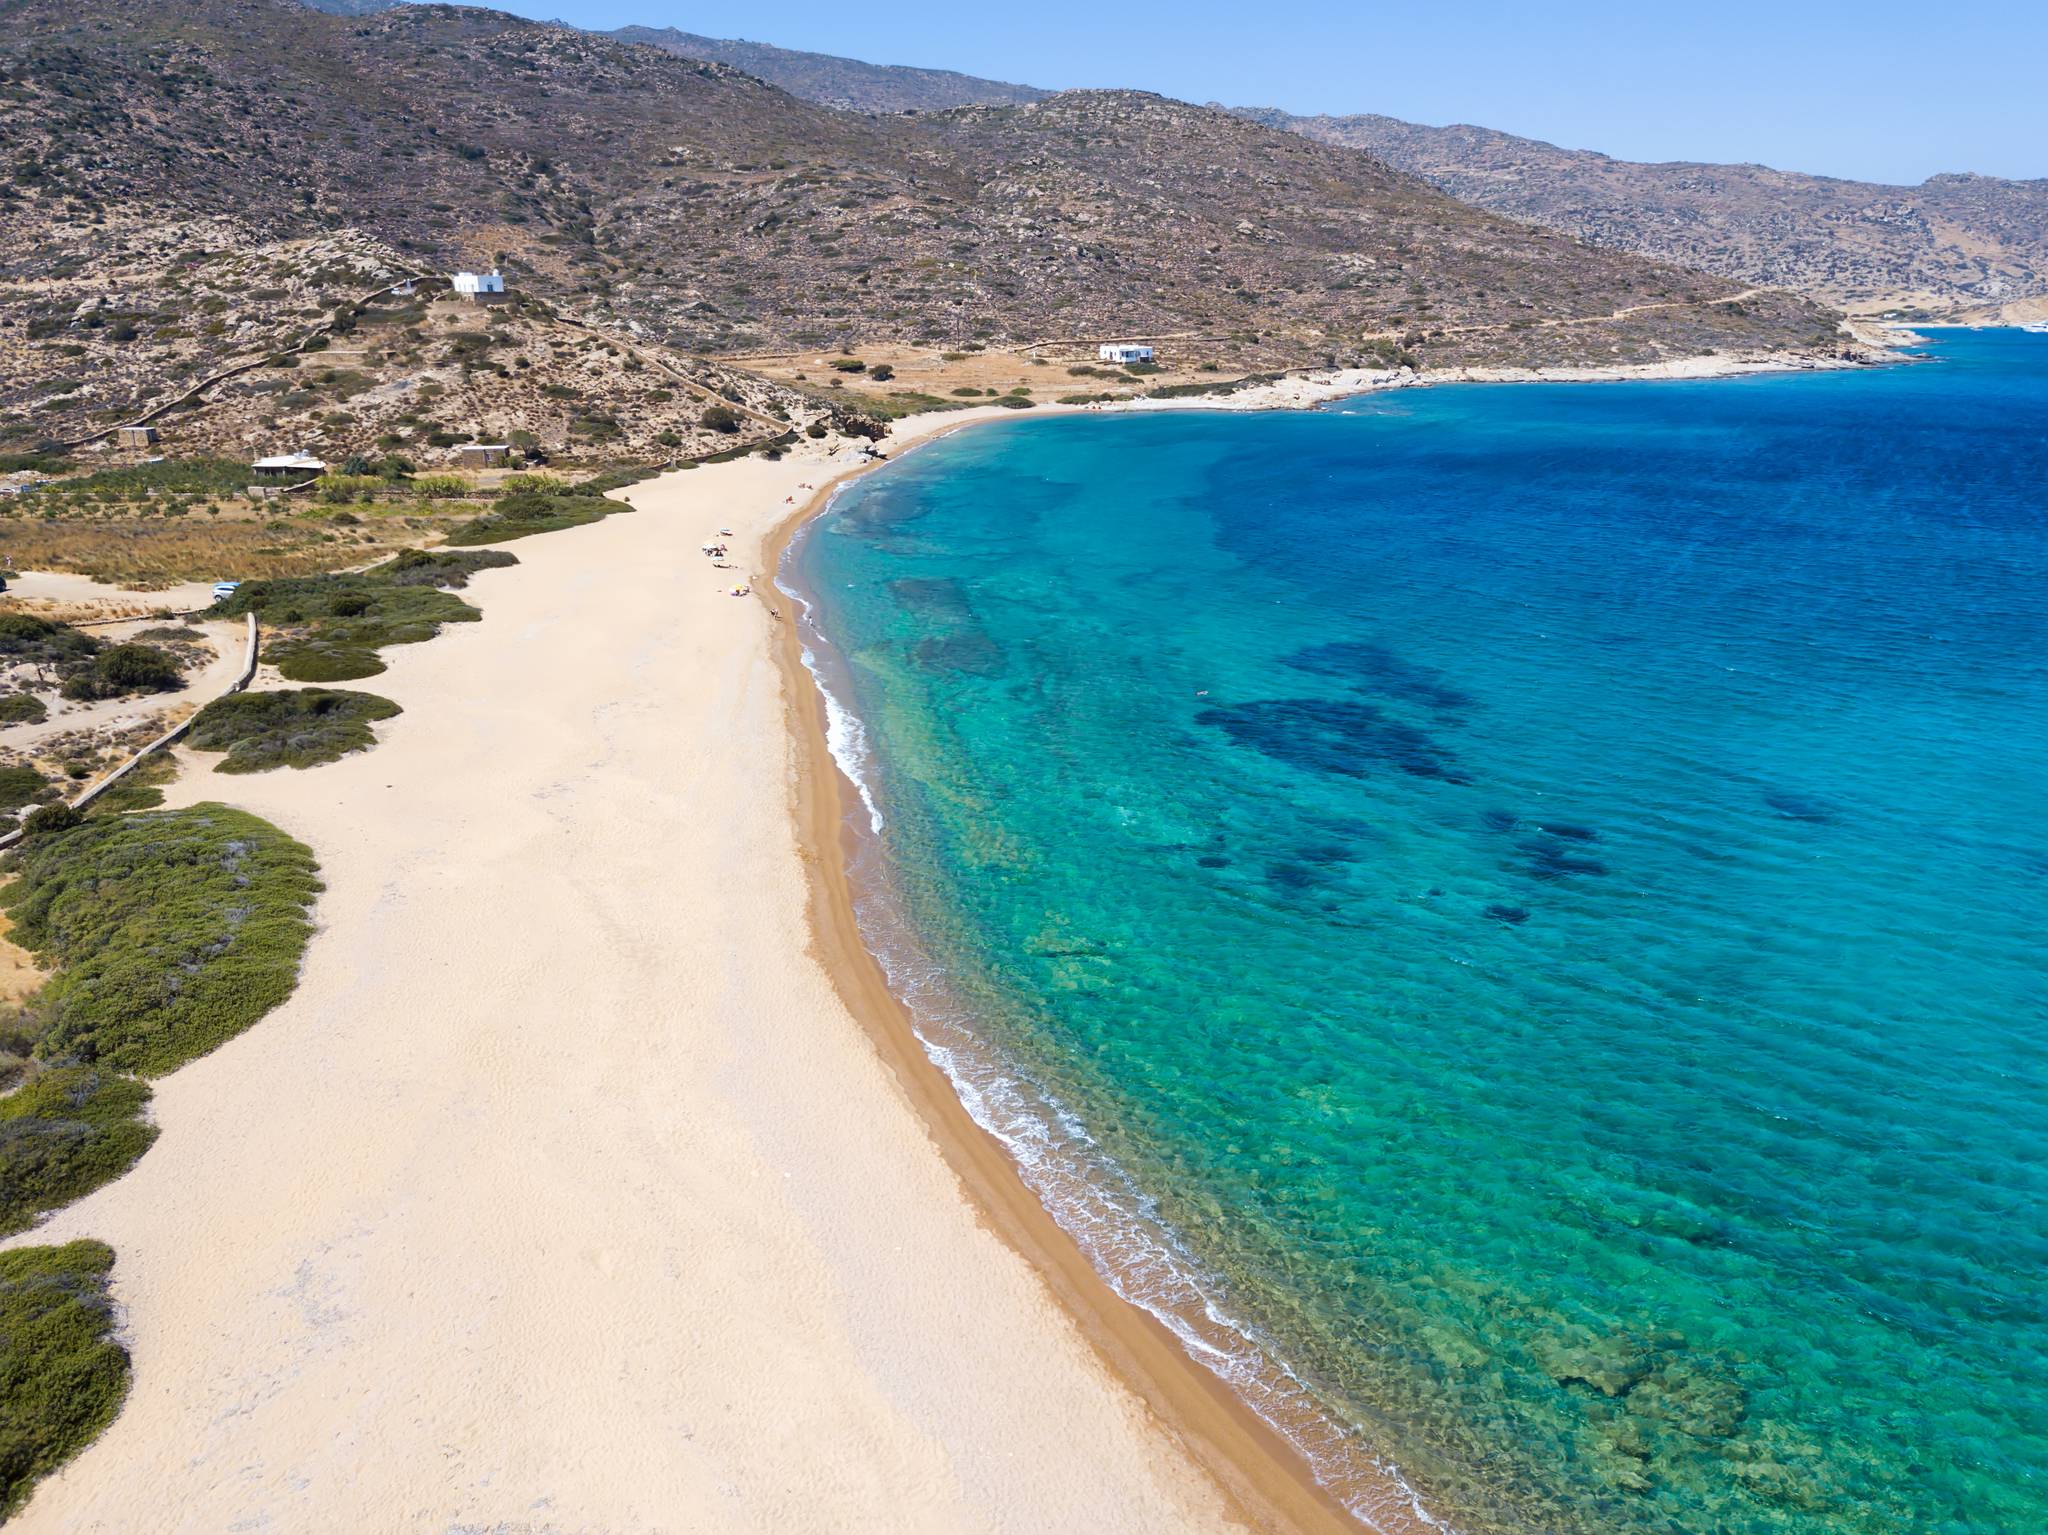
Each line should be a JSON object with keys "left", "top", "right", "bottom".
{"left": 558, "top": 12, "right": 2045, "bottom": 319}
{"left": 610, "top": 25, "right": 1048, "bottom": 112}
{"left": 0, "top": 0, "right": 1845, "bottom": 455}
{"left": 1237, "top": 109, "right": 2048, "bottom": 317}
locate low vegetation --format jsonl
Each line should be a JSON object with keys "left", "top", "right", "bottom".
{"left": 1, "top": 804, "right": 320, "bottom": 1076}
{"left": 82, "top": 752, "right": 177, "bottom": 817}
{"left": 0, "top": 614, "right": 96, "bottom": 678}
{"left": 57, "top": 643, "right": 182, "bottom": 702}
{"left": 56, "top": 459, "right": 254, "bottom": 499}
{"left": 443, "top": 476, "right": 629, "bottom": 546}
{"left": 0, "top": 613, "right": 186, "bottom": 710}
{"left": 0, "top": 735, "right": 326, "bottom": 1520}
{"left": 210, "top": 551, "right": 515, "bottom": 681}
{"left": 0, "top": 1068, "right": 156, "bottom": 1236}
{"left": 187, "top": 688, "right": 401, "bottom": 773}
{"left": 374, "top": 548, "right": 519, "bottom": 589}
{"left": 1143, "top": 371, "right": 1284, "bottom": 400}
{"left": 0, "top": 1241, "right": 130, "bottom": 1519}
{"left": 0, "top": 764, "right": 47, "bottom": 814}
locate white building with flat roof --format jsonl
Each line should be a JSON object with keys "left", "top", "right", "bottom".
{"left": 251, "top": 452, "right": 328, "bottom": 478}
{"left": 1098, "top": 343, "right": 1155, "bottom": 365}
{"left": 452, "top": 270, "right": 506, "bottom": 299}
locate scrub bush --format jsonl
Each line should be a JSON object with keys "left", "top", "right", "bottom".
{"left": 2, "top": 804, "right": 320, "bottom": 1075}
{"left": 0, "top": 1241, "right": 130, "bottom": 1517}
{"left": 187, "top": 688, "right": 401, "bottom": 772}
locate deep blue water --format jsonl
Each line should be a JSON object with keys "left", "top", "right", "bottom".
{"left": 788, "top": 333, "right": 2048, "bottom": 1535}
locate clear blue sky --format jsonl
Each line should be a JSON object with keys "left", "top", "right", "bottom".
{"left": 485, "top": 1, "right": 2047, "bottom": 184}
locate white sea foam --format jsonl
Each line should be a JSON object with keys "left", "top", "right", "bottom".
{"left": 865, "top": 900, "right": 1453, "bottom": 1535}
{"left": 777, "top": 492, "right": 885, "bottom": 836}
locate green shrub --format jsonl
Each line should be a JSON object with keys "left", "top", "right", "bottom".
{"left": 61, "top": 458, "right": 250, "bottom": 497}
{"left": 699, "top": 404, "right": 740, "bottom": 434}
{"left": 376, "top": 549, "right": 517, "bottom": 589}
{"left": 0, "top": 1069, "right": 157, "bottom": 1236}
{"left": 0, "top": 694, "right": 48, "bottom": 726}
{"left": 1, "top": 804, "right": 320, "bottom": 1075}
{"left": 0, "top": 1240, "right": 130, "bottom": 1518}
{"left": 0, "top": 615, "right": 96, "bottom": 671}
{"left": 84, "top": 753, "right": 176, "bottom": 817}
{"left": 444, "top": 481, "right": 622, "bottom": 546}
{"left": 214, "top": 564, "right": 489, "bottom": 677}
{"left": 412, "top": 474, "right": 467, "bottom": 498}
{"left": 0, "top": 451, "right": 70, "bottom": 475}
{"left": 267, "top": 641, "right": 385, "bottom": 682}
{"left": 316, "top": 474, "right": 382, "bottom": 504}
{"left": 0, "top": 764, "right": 45, "bottom": 809}
{"left": 57, "top": 644, "right": 182, "bottom": 702}
{"left": 20, "top": 804, "right": 82, "bottom": 839}
{"left": 187, "top": 688, "right": 401, "bottom": 773}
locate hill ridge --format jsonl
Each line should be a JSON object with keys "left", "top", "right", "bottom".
{"left": 3, "top": 0, "right": 1842, "bottom": 457}
{"left": 1231, "top": 107, "right": 2048, "bottom": 317}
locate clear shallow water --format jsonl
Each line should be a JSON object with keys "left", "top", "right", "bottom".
{"left": 789, "top": 333, "right": 2048, "bottom": 1535}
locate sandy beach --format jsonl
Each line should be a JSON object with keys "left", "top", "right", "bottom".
{"left": 0, "top": 404, "right": 1372, "bottom": 1534}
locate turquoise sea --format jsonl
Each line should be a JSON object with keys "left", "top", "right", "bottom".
{"left": 784, "top": 332, "right": 2047, "bottom": 1535}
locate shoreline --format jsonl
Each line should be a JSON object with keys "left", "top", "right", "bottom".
{"left": 0, "top": 340, "right": 1899, "bottom": 1531}
{"left": 758, "top": 418, "right": 1414, "bottom": 1535}
{"left": 735, "top": 332, "right": 1909, "bottom": 1530}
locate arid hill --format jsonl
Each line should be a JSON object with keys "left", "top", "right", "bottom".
{"left": 1235, "top": 109, "right": 2048, "bottom": 317}
{"left": 610, "top": 25, "right": 1049, "bottom": 113}
{"left": 1, "top": 0, "right": 1844, "bottom": 454}
{"left": 543, "top": 12, "right": 2044, "bottom": 319}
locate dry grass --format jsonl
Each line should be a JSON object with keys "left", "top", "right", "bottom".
{"left": 0, "top": 509, "right": 478, "bottom": 589}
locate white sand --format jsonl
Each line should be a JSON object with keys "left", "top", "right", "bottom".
{"left": 0, "top": 570, "right": 220, "bottom": 614}
{"left": 6, "top": 417, "right": 1246, "bottom": 1533}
